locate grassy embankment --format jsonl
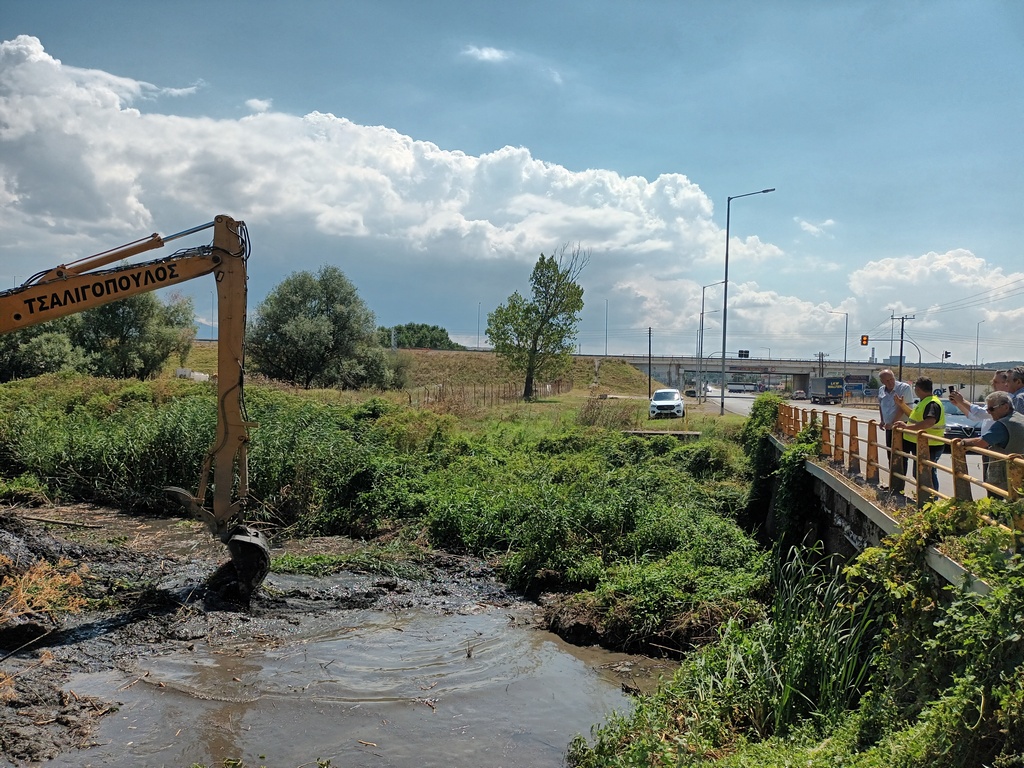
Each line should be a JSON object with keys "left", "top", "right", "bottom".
{"left": 1, "top": 350, "right": 757, "bottom": 657}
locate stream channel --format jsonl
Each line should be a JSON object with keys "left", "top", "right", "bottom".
{"left": 48, "top": 597, "right": 650, "bottom": 768}
{"left": 5, "top": 507, "right": 670, "bottom": 768}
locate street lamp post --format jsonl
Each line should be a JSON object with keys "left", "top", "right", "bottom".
{"left": 900, "top": 338, "right": 925, "bottom": 377}
{"left": 720, "top": 188, "right": 775, "bottom": 415}
{"left": 697, "top": 309, "right": 722, "bottom": 403}
{"left": 698, "top": 281, "right": 725, "bottom": 403}
{"left": 829, "top": 310, "right": 849, "bottom": 379}
{"left": 973, "top": 320, "right": 985, "bottom": 401}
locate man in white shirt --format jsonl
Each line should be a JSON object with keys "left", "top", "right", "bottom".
{"left": 1010, "top": 367, "right": 1024, "bottom": 415}
{"left": 950, "top": 370, "right": 1011, "bottom": 497}
{"left": 949, "top": 370, "right": 1009, "bottom": 423}
{"left": 878, "top": 369, "right": 913, "bottom": 490}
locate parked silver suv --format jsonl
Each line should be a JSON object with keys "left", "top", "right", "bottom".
{"left": 649, "top": 388, "right": 685, "bottom": 419}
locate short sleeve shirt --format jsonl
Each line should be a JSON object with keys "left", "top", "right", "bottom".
{"left": 981, "top": 420, "right": 1010, "bottom": 451}
{"left": 879, "top": 381, "right": 912, "bottom": 425}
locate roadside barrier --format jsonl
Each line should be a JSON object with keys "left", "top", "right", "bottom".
{"left": 776, "top": 404, "right": 1024, "bottom": 534}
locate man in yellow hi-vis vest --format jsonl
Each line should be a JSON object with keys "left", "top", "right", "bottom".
{"left": 893, "top": 377, "right": 946, "bottom": 495}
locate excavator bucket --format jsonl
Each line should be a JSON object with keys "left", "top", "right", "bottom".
{"left": 226, "top": 525, "right": 270, "bottom": 603}
{"left": 165, "top": 486, "right": 270, "bottom": 603}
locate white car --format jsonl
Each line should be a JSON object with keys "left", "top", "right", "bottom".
{"left": 649, "top": 388, "right": 685, "bottom": 419}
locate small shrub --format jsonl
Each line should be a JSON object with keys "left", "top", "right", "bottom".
{"left": 671, "top": 439, "right": 742, "bottom": 480}
{"left": 576, "top": 397, "right": 642, "bottom": 429}
{"left": 0, "top": 474, "right": 50, "bottom": 504}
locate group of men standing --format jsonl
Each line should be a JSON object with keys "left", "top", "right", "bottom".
{"left": 876, "top": 367, "right": 1024, "bottom": 498}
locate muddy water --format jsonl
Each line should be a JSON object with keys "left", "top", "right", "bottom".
{"left": 51, "top": 602, "right": 657, "bottom": 767}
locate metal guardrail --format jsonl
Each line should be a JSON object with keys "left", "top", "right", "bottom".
{"left": 776, "top": 404, "right": 1024, "bottom": 533}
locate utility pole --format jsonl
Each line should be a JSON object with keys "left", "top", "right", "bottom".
{"left": 816, "top": 352, "right": 829, "bottom": 377}
{"left": 893, "top": 314, "right": 915, "bottom": 381}
{"left": 648, "top": 327, "right": 653, "bottom": 398}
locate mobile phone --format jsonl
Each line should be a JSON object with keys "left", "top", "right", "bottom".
{"left": 947, "top": 385, "right": 955, "bottom": 393}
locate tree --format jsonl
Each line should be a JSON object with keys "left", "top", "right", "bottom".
{"left": 72, "top": 292, "right": 195, "bottom": 379}
{"left": 246, "top": 265, "right": 393, "bottom": 389}
{"left": 0, "top": 316, "right": 91, "bottom": 382}
{"left": 487, "top": 243, "right": 589, "bottom": 400}
{"left": 377, "top": 323, "right": 465, "bottom": 350}
{"left": 19, "top": 332, "right": 93, "bottom": 378}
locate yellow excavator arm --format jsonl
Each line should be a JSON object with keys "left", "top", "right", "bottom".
{"left": 1, "top": 215, "right": 269, "bottom": 601}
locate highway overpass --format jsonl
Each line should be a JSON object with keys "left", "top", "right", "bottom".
{"left": 590, "top": 354, "right": 893, "bottom": 392}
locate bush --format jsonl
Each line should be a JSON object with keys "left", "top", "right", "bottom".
{"left": 670, "top": 439, "right": 744, "bottom": 480}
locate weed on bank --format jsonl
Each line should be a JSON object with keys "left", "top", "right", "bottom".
{"left": 0, "top": 374, "right": 765, "bottom": 655}
{"left": 568, "top": 394, "right": 1024, "bottom": 768}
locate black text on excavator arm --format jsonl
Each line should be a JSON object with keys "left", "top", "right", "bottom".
{"left": 0, "top": 215, "right": 269, "bottom": 602}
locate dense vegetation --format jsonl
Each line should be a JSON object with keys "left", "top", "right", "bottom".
{"left": 0, "top": 373, "right": 761, "bottom": 655}
{"left": 569, "top": 395, "right": 1024, "bottom": 768}
{"left": 4, "top": 373, "right": 1022, "bottom": 767}
{"left": 0, "top": 293, "right": 194, "bottom": 382}
{"left": 377, "top": 322, "right": 465, "bottom": 350}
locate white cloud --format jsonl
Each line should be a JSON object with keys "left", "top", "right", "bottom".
{"left": 460, "top": 44, "right": 566, "bottom": 86}
{"left": 159, "top": 81, "right": 204, "bottom": 98}
{"left": 246, "top": 98, "right": 272, "bottom": 113}
{"left": 0, "top": 36, "right": 1009, "bottom": 361}
{"left": 795, "top": 216, "right": 835, "bottom": 237}
{"left": 847, "top": 249, "right": 1007, "bottom": 305}
{"left": 462, "top": 45, "right": 511, "bottom": 63}
{"left": 0, "top": 37, "right": 726, "bottom": 337}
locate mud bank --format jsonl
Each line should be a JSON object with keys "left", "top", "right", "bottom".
{"left": 0, "top": 507, "right": 668, "bottom": 766}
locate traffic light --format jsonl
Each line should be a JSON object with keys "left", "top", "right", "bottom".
{"left": 738, "top": 349, "right": 750, "bottom": 358}
{"left": 860, "top": 335, "right": 869, "bottom": 346}
{"left": 943, "top": 351, "right": 952, "bottom": 359}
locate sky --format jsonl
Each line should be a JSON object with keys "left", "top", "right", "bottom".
{"left": 2, "top": 1, "right": 1024, "bottom": 367}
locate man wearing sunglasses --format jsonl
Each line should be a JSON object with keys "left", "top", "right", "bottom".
{"left": 955, "top": 391, "right": 1024, "bottom": 495}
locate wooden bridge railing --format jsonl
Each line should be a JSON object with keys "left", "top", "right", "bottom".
{"left": 776, "top": 404, "right": 1024, "bottom": 534}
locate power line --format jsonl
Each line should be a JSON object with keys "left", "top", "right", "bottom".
{"left": 903, "top": 276, "right": 1024, "bottom": 317}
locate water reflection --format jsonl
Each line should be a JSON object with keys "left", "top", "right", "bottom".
{"left": 54, "top": 604, "right": 654, "bottom": 767}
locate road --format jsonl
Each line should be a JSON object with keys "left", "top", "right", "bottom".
{"left": 706, "top": 388, "right": 983, "bottom": 502}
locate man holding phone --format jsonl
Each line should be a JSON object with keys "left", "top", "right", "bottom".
{"left": 955, "top": 391, "right": 1024, "bottom": 494}
{"left": 950, "top": 370, "right": 1009, "bottom": 421}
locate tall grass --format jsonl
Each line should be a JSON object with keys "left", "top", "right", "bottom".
{"left": 568, "top": 395, "right": 1024, "bottom": 768}
{"left": 568, "top": 545, "right": 880, "bottom": 765}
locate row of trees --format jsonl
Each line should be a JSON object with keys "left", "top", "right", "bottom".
{"left": 378, "top": 323, "right": 465, "bottom": 351}
{"left": 1, "top": 246, "right": 590, "bottom": 399}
